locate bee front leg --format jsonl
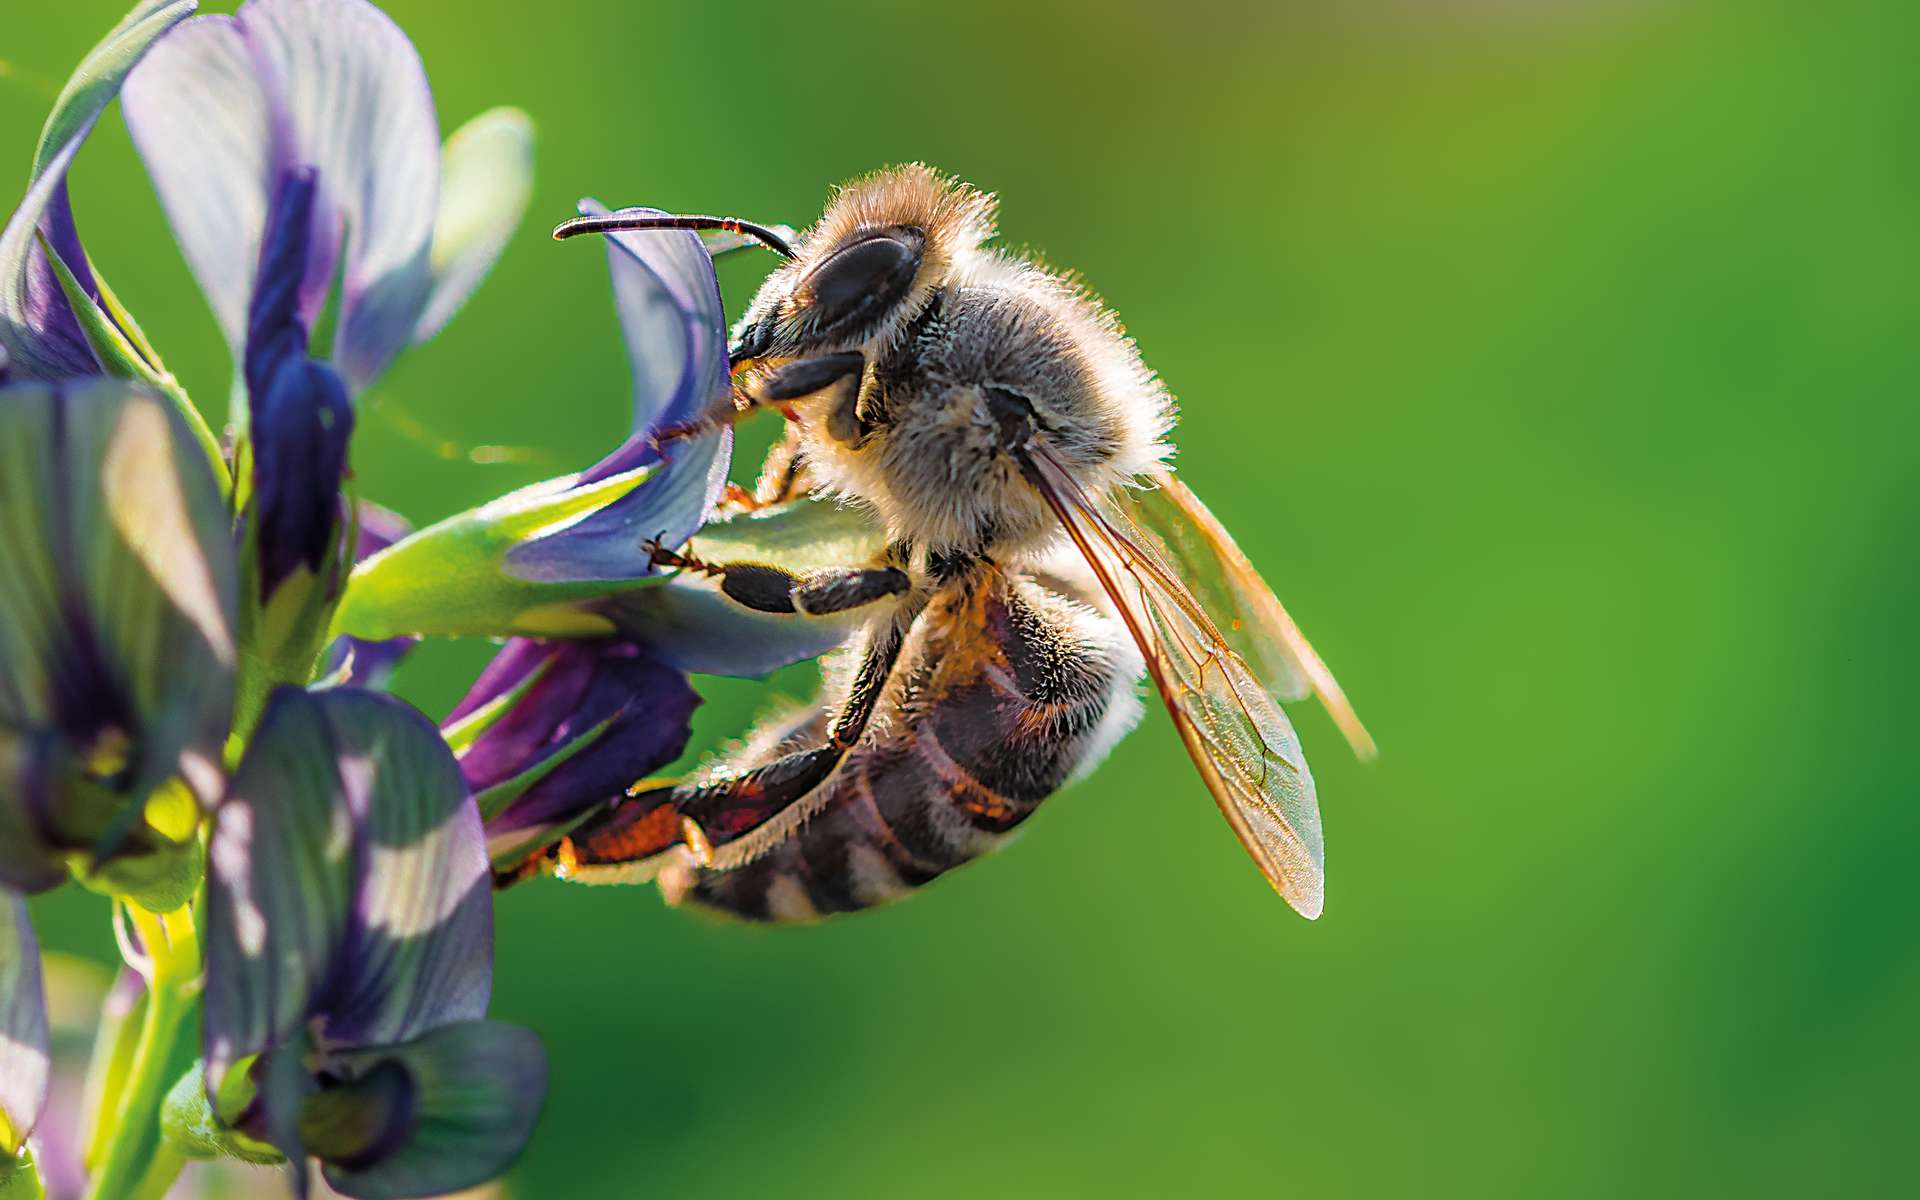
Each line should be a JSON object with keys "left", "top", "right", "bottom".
{"left": 654, "top": 351, "right": 867, "bottom": 446}
{"left": 745, "top": 351, "right": 865, "bottom": 405}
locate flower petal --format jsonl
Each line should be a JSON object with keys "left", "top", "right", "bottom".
{"left": 0, "top": 380, "right": 236, "bottom": 840}
{"left": 494, "top": 199, "right": 733, "bottom": 582}
{"left": 601, "top": 496, "right": 884, "bottom": 677}
{"left": 0, "top": 0, "right": 198, "bottom": 379}
{"left": 124, "top": 0, "right": 440, "bottom": 391}
{"left": 448, "top": 640, "right": 697, "bottom": 861}
{"left": 243, "top": 0, "right": 439, "bottom": 390}
{"left": 121, "top": 13, "right": 273, "bottom": 361}
{"left": 501, "top": 425, "right": 730, "bottom": 584}
{"left": 314, "top": 1020, "right": 545, "bottom": 1200}
{"left": 247, "top": 169, "right": 355, "bottom": 604}
{"left": 205, "top": 687, "right": 490, "bottom": 1095}
{"left": 413, "top": 108, "right": 534, "bottom": 344}
{"left": 579, "top": 200, "right": 731, "bottom": 440}
{"left": 0, "top": 894, "right": 49, "bottom": 1155}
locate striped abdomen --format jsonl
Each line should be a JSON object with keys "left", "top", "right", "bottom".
{"left": 666, "top": 569, "right": 1142, "bottom": 922}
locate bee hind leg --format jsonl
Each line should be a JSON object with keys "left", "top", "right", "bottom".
{"left": 554, "top": 624, "right": 910, "bottom": 880}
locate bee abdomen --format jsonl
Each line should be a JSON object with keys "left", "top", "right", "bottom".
{"left": 678, "top": 735, "right": 1013, "bottom": 922}
{"left": 679, "top": 573, "right": 1139, "bottom": 923}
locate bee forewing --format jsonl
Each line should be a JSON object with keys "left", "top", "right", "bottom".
{"left": 1112, "top": 469, "right": 1377, "bottom": 761}
{"left": 1025, "top": 447, "right": 1326, "bottom": 918}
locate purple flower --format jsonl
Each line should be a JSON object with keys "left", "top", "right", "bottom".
{"left": 206, "top": 687, "right": 545, "bottom": 1198}
{"left": 497, "top": 201, "right": 732, "bottom": 586}
{"left": 413, "top": 208, "right": 733, "bottom": 867}
{"left": 0, "top": 378, "right": 236, "bottom": 905}
{"left": 244, "top": 167, "right": 356, "bottom": 601}
{"left": 121, "top": 0, "right": 533, "bottom": 602}
{"left": 447, "top": 639, "right": 698, "bottom": 869}
{"left": 123, "top": 0, "right": 532, "bottom": 395}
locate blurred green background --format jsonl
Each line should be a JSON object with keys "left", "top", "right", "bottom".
{"left": 7, "top": 0, "right": 1915, "bottom": 1195}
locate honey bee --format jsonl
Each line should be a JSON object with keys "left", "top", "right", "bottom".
{"left": 542, "top": 164, "right": 1373, "bottom": 922}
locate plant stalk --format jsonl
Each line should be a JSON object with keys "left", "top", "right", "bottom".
{"left": 82, "top": 905, "right": 201, "bottom": 1200}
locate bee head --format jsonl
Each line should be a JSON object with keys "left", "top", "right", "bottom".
{"left": 732, "top": 164, "right": 997, "bottom": 362}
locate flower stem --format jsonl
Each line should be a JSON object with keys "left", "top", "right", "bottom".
{"left": 83, "top": 905, "right": 201, "bottom": 1200}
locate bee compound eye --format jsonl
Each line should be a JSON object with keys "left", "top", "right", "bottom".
{"left": 797, "top": 226, "right": 926, "bottom": 339}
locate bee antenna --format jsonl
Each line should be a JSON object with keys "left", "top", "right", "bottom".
{"left": 552, "top": 211, "right": 798, "bottom": 260}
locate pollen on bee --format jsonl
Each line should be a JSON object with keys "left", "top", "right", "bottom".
{"left": 681, "top": 816, "right": 715, "bottom": 867}
{"left": 553, "top": 837, "right": 579, "bottom": 880}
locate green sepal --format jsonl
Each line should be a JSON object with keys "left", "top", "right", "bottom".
{"left": 473, "top": 712, "right": 615, "bottom": 824}
{"left": 160, "top": 1064, "right": 285, "bottom": 1166}
{"left": 69, "top": 779, "right": 204, "bottom": 912}
{"left": 597, "top": 496, "right": 888, "bottom": 678}
{"left": 30, "top": 2, "right": 198, "bottom": 179}
{"left": 38, "top": 233, "right": 151, "bottom": 380}
{"left": 0, "top": 1149, "right": 44, "bottom": 1200}
{"left": 441, "top": 656, "right": 555, "bottom": 754}
{"left": 333, "top": 464, "right": 658, "bottom": 643}
{"left": 73, "top": 838, "right": 202, "bottom": 915}
{"left": 233, "top": 508, "right": 356, "bottom": 747}
{"left": 0, "top": 1, "right": 197, "bottom": 380}
{"left": 92, "top": 269, "right": 168, "bottom": 376}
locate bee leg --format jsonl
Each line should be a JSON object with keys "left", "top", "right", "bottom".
{"left": 650, "top": 352, "right": 868, "bottom": 447}
{"left": 747, "top": 351, "right": 865, "bottom": 403}
{"left": 676, "top": 623, "right": 908, "bottom": 847}
{"left": 545, "top": 624, "right": 908, "bottom": 879}
{"left": 753, "top": 428, "right": 811, "bottom": 504}
{"left": 647, "top": 540, "right": 910, "bottom": 617}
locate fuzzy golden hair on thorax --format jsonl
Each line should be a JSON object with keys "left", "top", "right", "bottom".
{"left": 802, "top": 163, "right": 998, "bottom": 277}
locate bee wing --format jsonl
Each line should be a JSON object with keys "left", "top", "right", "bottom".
{"left": 1024, "top": 447, "right": 1328, "bottom": 918}
{"left": 1113, "top": 468, "right": 1376, "bottom": 761}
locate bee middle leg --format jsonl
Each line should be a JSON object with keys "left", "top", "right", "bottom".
{"left": 648, "top": 540, "right": 910, "bottom": 618}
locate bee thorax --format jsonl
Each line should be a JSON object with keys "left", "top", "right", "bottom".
{"left": 799, "top": 273, "right": 1168, "bottom": 558}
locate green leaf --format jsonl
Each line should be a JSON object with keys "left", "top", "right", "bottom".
{"left": 333, "top": 463, "right": 658, "bottom": 643}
